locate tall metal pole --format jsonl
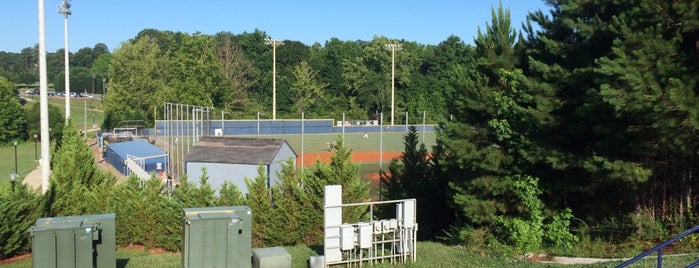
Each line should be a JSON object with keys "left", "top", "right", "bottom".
{"left": 422, "top": 111, "right": 426, "bottom": 145}
{"left": 265, "top": 38, "right": 283, "bottom": 120}
{"left": 301, "top": 112, "right": 304, "bottom": 171}
{"left": 84, "top": 88, "right": 87, "bottom": 139}
{"left": 257, "top": 112, "right": 260, "bottom": 137}
{"left": 34, "top": 134, "right": 38, "bottom": 160}
{"left": 39, "top": 0, "right": 51, "bottom": 193}
{"left": 58, "top": 0, "right": 71, "bottom": 120}
{"left": 379, "top": 113, "right": 383, "bottom": 200}
{"left": 385, "top": 43, "right": 401, "bottom": 126}
{"left": 13, "top": 141, "right": 18, "bottom": 175}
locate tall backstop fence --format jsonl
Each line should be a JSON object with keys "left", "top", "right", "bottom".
{"left": 156, "top": 103, "right": 437, "bottom": 180}
{"left": 159, "top": 102, "right": 214, "bottom": 180}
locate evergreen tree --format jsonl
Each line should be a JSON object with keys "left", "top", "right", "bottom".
{"left": 45, "top": 121, "right": 115, "bottom": 216}
{"left": 0, "top": 76, "right": 27, "bottom": 143}
{"left": 245, "top": 165, "right": 278, "bottom": 247}
{"left": 524, "top": 0, "right": 699, "bottom": 226}
{"left": 307, "top": 138, "right": 370, "bottom": 223}
{"left": 380, "top": 126, "right": 452, "bottom": 239}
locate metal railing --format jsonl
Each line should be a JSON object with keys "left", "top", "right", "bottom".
{"left": 616, "top": 225, "right": 699, "bottom": 267}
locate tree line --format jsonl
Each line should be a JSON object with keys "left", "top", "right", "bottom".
{"left": 1, "top": 0, "right": 698, "bottom": 256}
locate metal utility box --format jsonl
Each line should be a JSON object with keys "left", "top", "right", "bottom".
{"left": 252, "top": 247, "right": 291, "bottom": 268}
{"left": 182, "top": 206, "right": 252, "bottom": 268}
{"left": 30, "top": 213, "right": 116, "bottom": 268}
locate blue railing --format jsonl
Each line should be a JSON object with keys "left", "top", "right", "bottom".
{"left": 616, "top": 225, "right": 699, "bottom": 268}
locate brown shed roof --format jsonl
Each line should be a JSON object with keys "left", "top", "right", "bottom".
{"left": 184, "top": 136, "right": 295, "bottom": 165}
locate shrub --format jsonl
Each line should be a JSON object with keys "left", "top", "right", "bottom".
{"left": 0, "top": 182, "right": 42, "bottom": 259}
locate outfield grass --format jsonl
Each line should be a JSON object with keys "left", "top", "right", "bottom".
{"left": 0, "top": 98, "right": 104, "bottom": 184}
{"left": 241, "top": 130, "right": 437, "bottom": 154}
{"left": 0, "top": 142, "right": 39, "bottom": 184}
{"left": 6, "top": 242, "right": 693, "bottom": 268}
{"left": 23, "top": 96, "right": 104, "bottom": 131}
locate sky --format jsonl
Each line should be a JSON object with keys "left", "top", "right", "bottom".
{"left": 0, "top": 0, "right": 550, "bottom": 53}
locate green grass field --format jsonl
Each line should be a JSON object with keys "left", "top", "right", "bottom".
{"left": 0, "top": 97, "right": 105, "bottom": 184}
{"left": 4, "top": 242, "right": 691, "bottom": 268}
{"left": 23, "top": 96, "right": 104, "bottom": 130}
{"left": 241, "top": 130, "right": 436, "bottom": 154}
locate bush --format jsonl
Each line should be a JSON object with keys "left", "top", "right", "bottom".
{"left": 0, "top": 182, "right": 42, "bottom": 259}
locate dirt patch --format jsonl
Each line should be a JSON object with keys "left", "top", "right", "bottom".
{"left": 298, "top": 151, "right": 402, "bottom": 166}
{"left": 0, "top": 253, "right": 31, "bottom": 265}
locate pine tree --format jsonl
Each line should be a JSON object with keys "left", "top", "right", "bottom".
{"left": 245, "top": 165, "right": 278, "bottom": 247}
{"left": 307, "top": 138, "right": 370, "bottom": 223}
{"left": 45, "top": 121, "right": 115, "bottom": 216}
{"left": 0, "top": 76, "right": 27, "bottom": 143}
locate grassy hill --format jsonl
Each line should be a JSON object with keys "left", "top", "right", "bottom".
{"left": 6, "top": 241, "right": 690, "bottom": 268}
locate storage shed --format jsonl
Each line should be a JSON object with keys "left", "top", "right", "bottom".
{"left": 104, "top": 140, "right": 168, "bottom": 176}
{"left": 184, "top": 137, "right": 297, "bottom": 194}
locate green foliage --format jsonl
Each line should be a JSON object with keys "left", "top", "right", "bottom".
{"left": 544, "top": 208, "right": 579, "bottom": 249}
{"left": 44, "top": 121, "right": 115, "bottom": 217}
{"left": 25, "top": 102, "right": 65, "bottom": 143}
{"left": 103, "top": 37, "right": 168, "bottom": 125}
{"left": 216, "top": 181, "right": 245, "bottom": 206}
{"left": 493, "top": 175, "right": 578, "bottom": 252}
{"left": 290, "top": 61, "right": 327, "bottom": 115}
{"left": 0, "top": 76, "right": 27, "bottom": 143}
{"left": 109, "top": 176, "right": 181, "bottom": 250}
{"left": 0, "top": 182, "right": 42, "bottom": 259}
{"left": 380, "top": 126, "right": 452, "bottom": 239}
{"left": 496, "top": 175, "right": 544, "bottom": 252}
{"left": 307, "top": 138, "right": 370, "bottom": 223}
{"left": 245, "top": 165, "right": 277, "bottom": 247}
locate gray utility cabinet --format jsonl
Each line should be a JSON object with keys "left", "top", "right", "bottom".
{"left": 252, "top": 247, "right": 291, "bottom": 268}
{"left": 182, "top": 206, "right": 252, "bottom": 268}
{"left": 30, "top": 213, "right": 116, "bottom": 268}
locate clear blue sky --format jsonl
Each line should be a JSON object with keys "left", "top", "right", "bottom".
{"left": 1, "top": 0, "right": 549, "bottom": 53}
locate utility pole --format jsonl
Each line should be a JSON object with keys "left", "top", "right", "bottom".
{"left": 265, "top": 38, "right": 283, "bottom": 120}
{"left": 39, "top": 0, "right": 51, "bottom": 193}
{"left": 58, "top": 0, "right": 71, "bottom": 120}
{"left": 385, "top": 43, "right": 401, "bottom": 126}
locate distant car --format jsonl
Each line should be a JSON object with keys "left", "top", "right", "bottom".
{"left": 47, "top": 91, "right": 56, "bottom": 96}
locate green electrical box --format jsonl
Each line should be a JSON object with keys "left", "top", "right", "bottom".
{"left": 30, "top": 213, "right": 116, "bottom": 268}
{"left": 252, "top": 247, "right": 291, "bottom": 268}
{"left": 182, "top": 206, "right": 252, "bottom": 268}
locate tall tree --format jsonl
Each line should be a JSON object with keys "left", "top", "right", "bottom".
{"left": 214, "top": 33, "right": 260, "bottom": 114}
{"left": 44, "top": 121, "right": 115, "bottom": 216}
{"left": 167, "top": 32, "right": 226, "bottom": 107}
{"left": 522, "top": 0, "right": 699, "bottom": 226}
{"left": 103, "top": 37, "right": 168, "bottom": 125}
{"left": 0, "top": 76, "right": 27, "bottom": 143}
{"left": 290, "top": 61, "right": 327, "bottom": 115}
{"left": 380, "top": 126, "right": 452, "bottom": 239}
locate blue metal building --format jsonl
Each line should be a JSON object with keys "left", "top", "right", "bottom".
{"left": 104, "top": 140, "right": 168, "bottom": 176}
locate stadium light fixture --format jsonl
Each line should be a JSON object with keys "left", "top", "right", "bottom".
{"left": 385, "top": 43, "right": 401, "bottom": 126}
{"left": 265, "top": 38, "right": 283, "bottom": 120}
{"left": 58, "top": 0, "right": 72, "bottom": 120}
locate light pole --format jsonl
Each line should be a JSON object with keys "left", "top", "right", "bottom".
{"left": 34, "top": 134, "right": 38, "bottom": 160}
{"left": 265, "top": 38, "right": 283, "bottom": 120}
{"left": 13, "top": 140, "right": 18, "bottom": 176}
{"left": 84, "top": 88, "right": 87, "bottom": 139}
{"left": 385, "top": 43, "right": 401, "bottom": 126}
{"left": 220, "top": 111, "right": 229, "bottom": 136}
{"left": 58, "top": 0, "right": 72, "bottom": 120}
{"left": 10, "top": 171, "right": 17, "bottom": 191}
{"left": 39, "top": 0, "right": 52, "bottom": 193}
